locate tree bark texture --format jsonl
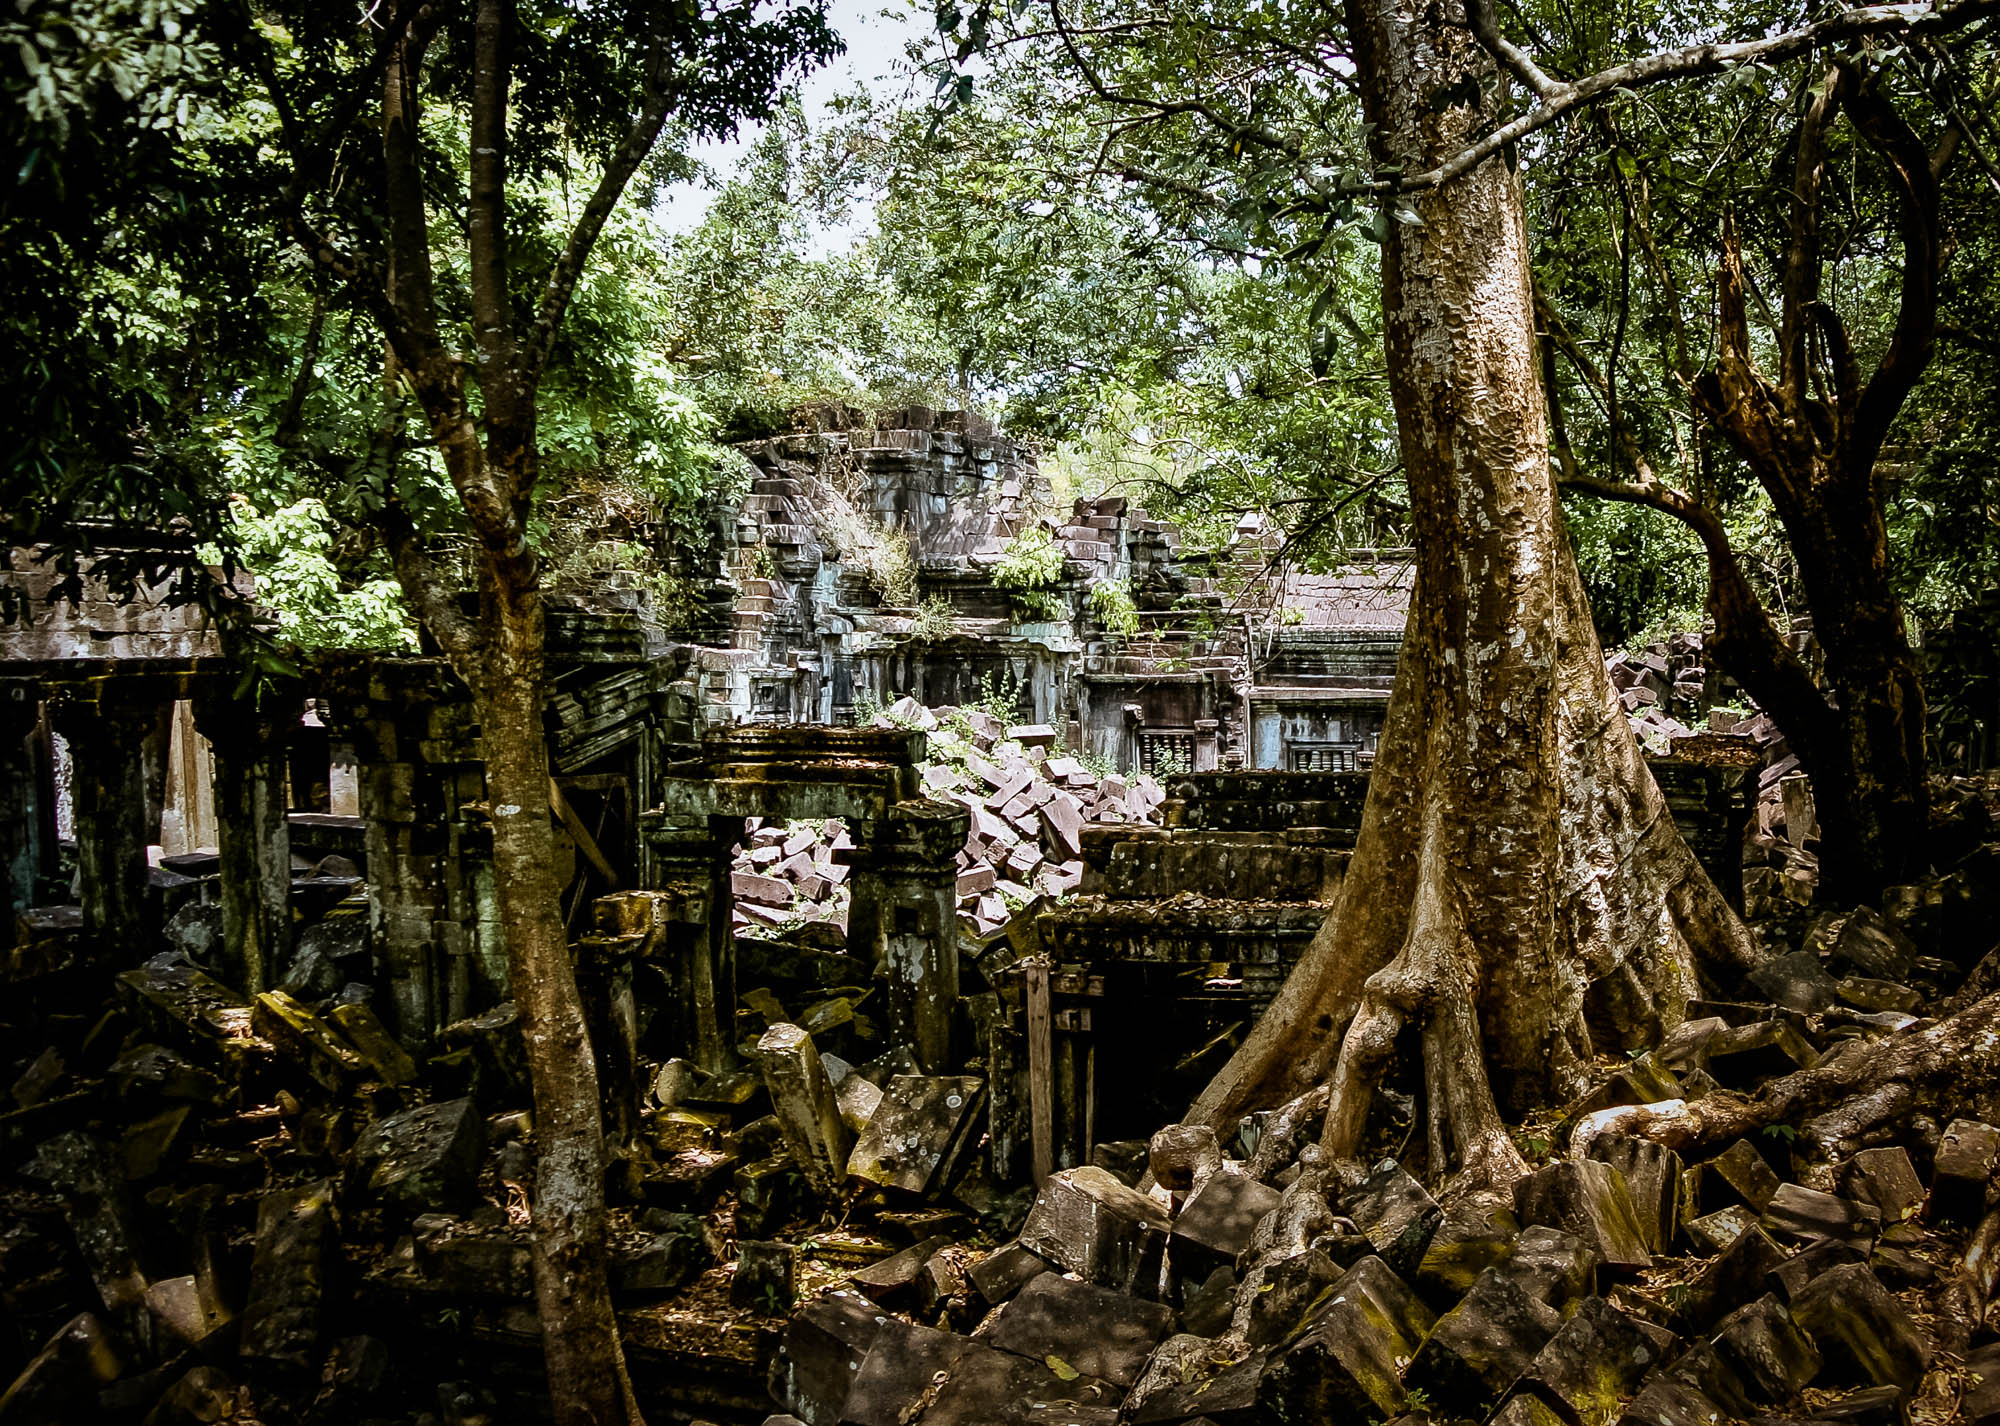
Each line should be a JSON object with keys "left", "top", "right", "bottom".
{"left": 1186, "top": 0, "right": 1759, "bottom": 1185}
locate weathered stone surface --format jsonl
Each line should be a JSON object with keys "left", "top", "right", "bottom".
{"left": 758, "top": 1023, "right": 852, "bottom": 1196}
{"left": 611, "top": 1230, "right": 709, "bottom": 1296}
{"left": 1405, "top": 1266, "right": 1563, "bottom": 1415}
{"left": 1686, "top": 1206, "right": 1759, "bottom": 1256}
{"left": 240, "top": 1180, "right": 336, "bottom": 1371}
{"left": 733, "top": 1240, "right": 798, "bottom": 1316}
{"left": 0, "top": 1312, "right": 124, "bottom": 1423}
{"left": 1494, "top": 1225, "right": 1600, "bottom": 1314}
{"left": 922, "top": 1340, "right": 1123, "bottom": 1426}
{"left": 1148, "top": 1123, "right": 1222, "bottom": 1193}
{"left": 1019, "top": 1166, "right": 1172, "bottom": 1296}
{"left": 772, "top": 1289, "right": 885, "bottom": 1426}
{"left": 117, "top": 955, "right": 250, "bottom": 1056}
{"left": 839, "top": 1318, "right": 968, "bottom": 1426}
{"left": 1762, "top": 1183, "right": 1880, "bottom": 1250}
{"left": 1618, "top": 1375, "right": 1732, "bottom": 1426}
{"left": 1126, "top": 1342, "right": 1267, "bottom": 1425}
{"left": 328, "top": 1001, "right": 418, "bottom": 1086}
{"left": 1788, "top": 1262, "right": 1931, "bottom": 1390}
{"left": 1588, "top": 1135, "right": 1685, "bottom": 1257}
{"left": 1699, "top": 1139, "right": 1782, "bottom": 1215}
{"left": 252, "top": 989, "right": 365, "bottom": 1091}
{"left": 1341, "top": 1160, "right": 1440, "bottom": 1272}
{"left": 1171, "top": 1165, "right": 1281, "bottom": 1281}
{"left": 411, "top": 1216, "right": 532, "bottom": 1297}
{"left": 966, "top": 1239, "right": 1051, "bottom": 1304}
{"left": 1932, "top": 1117, "right": 2000, "bottom": 1223}
{"left": 849, "top": 1234, "right": 954, "bottom": 1305}
{"left": 1262, "top": 1286, "right": 1408, "bottom": 1420}
{"left": 845, "top": 1075, "right": 983, "bottom": 1196}
{"left": 1830, "top": 906, "right": 1916, "bottom": 982}
{"left": 1710, "top": 1293, "right": 1820, "bottom": 1404}
{"left": 985, "top": 1272, "right": 1175, "bottom": 1387}
{"left": 1675, "top": 1223, "right": 1786, "bottom": 1335}
{"left": 1515, "top": 1159, "right": 1652, "bottom": 1271}
{"left": 1236, "top": 1248, "right": 1340, "bottom": 1347}
{"left": 1493, "top": 1394, "right": 1571, "bottom": 1426}
{"left": 1747, "top": 951, "right": 1840, "bottom": 1014}
{"left": 24, "top": 1131, "right": 148, "bottom": 1320}
{"left": 354, "top": 1097, "right": 483, "bottom": 1215}
{"left": 1517, "top": 1295, "right": 1673, "bottom": 1426}
{"left": 1414, "top": 1190, "right": 1520, "bottom": 1309}
{"left": 1842, "top": 1147, "right": 1924, "bottom": 1224}
{"left": 1703, "top": 1021, "right": 1816, "bottom": 1090}
{"left": 737, "top": 1153, "right": 809, "bottom": 1237}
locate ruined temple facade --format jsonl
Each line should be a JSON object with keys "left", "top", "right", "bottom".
{"left": 663, "top": 406, "right": 1411, "bottom": 777}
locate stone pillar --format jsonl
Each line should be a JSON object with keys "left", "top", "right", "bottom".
{"left": 580, "top": 892, "right": 653, "bottom": 1152}
{"left": 647, "top": 817, "right": 736, "bottom": 1072}
{"left": 0, "top": 683, "right": 48, "bottom": 923}
{"left": 863, "top": 800, "right": 968, "bottom": 1073}
{"left": 194, "top": 687, "right": 299, "bottom": 995}
{"left": 51, "top": 684, "right": 159, "bottom": 957}
{"left": 1193, "top": 719, "right": 1220, "bottom": 773}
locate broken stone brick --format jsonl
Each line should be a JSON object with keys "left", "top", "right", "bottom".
{"left": 1481, "top": 1226, "right": 1594, "bottom": 1318}
{"left": 1931, "top": 1117, "right": 2000, "bottom": 1223}
{"left": 1658, "top": 1017, "right": 1728, "bottom": 1076}
{"left": 736, "top": 1153, "right": 808, "bottom": 1238}
{"left": 413, "top": 1217, "right": 532, "bottom": 1298}
{"left": 1686, "top": 1205, "right": 1759, "bottom": 1256}
{"left": 771, "top": 1289, "right": 885, "bottom": 1426}
{"left": 986, "top": 1271, "right": 1175, "bottom": 1387}
{"left": 1703, "top": 1021, "right": 1817, "bottom": 1090}
{"left": 1698, "top": 1139, "right": 1783, "bottom": 1215}
{"left": 928, "top": 1340, "right": 1123, "bottom": 1426}
{"left": 1492, "top": 1395, "right": 1570, "bottom": 1426}
{"left": 732, "top": 1240, "right": 797, "bottom": 1316}
{"left": 1619, "top": 1374, "right": 1732, "bottom": 1426}
{"left": 1090, "top": 1139, "right": 1151, "bottom": 1185}
{"left": 1413, "top": 1189, "right": 1521, "bottom": 1309}
{"left": 1675, "top": 1223, "right": 1786, "bottom": 1335}
{"left": 1768, "top": 1238, "right": 1867, "bottom": 1301}
{"left": 1178, "top": 1264, "right": 1237, "bottom": 1337}
{"left": 757, "top": 1023, "right": 851, "bottom": 1197}
{"left": 1661, "top": 1337, "right": 1759, "bottom": 1419}
{"left": 611, "top": 1230, "right": 708, "bottom": 1296}
{"left": 1148, "top": 1123, "right": 1221, "bottom": 1193}
{"left": 1404, "top": 1265, "right": 1563, "bottom": 1415}
{"left": 1125, "top": 1343, "right": 1268, "bottom": 1425}
{"left": 1171, "top": 1164, "right": 1282, "bottom": 1281}
{"left": 1019, "top": 1165, "right": 1172, "bottom": 1297}
{"left": 837, "top": 1318, "right": 969, "bottom": 1426}
{"left": 1761, "top": 1181, "right": 1881, "bottom": 1250}
{"left": 1835, "top": 977, "right": 1923, "bottom": 1015}
{"left": 1341, "top": 1159, "right": 1441, "bottom": 1272}
{"left": 1747, "top": 951, "right": 1841, "bottom": 1014}
{"left": 734, "top": 870, "right": 793, "bottom": 907}
{"left": 146, "top": 1364, "right": 241, "bottom": 1426}
{"left": 1261, "top": 1283, "right": 1409, "bottom": 1421}
{"left": 1514, "top": 1158, "right": 1653, "bottom": 1271}
{"left": 1830, "top": 906, "right": 1916, "bottom": 982}
{"left": 1963, "top": 1340, "right": 2000, "bottom": 1426}
{"left": 1236, "top": 1248, "right": 1339, "bottom": 1348}
{"left": 966, "top": 1239, "right": 1050, "bottom": 1304}
{"left": 25, "top": 1130, "right": 148, "bottom": 1320}
{"left": 0, "top": 1312, "right": 124, "bottom": 1423}
{"left": 143, "top": 1275, "right": 230, "bottom": 1354}
{"left": 1710, "top": 1293, "right": 1821, "bottom": 1404}
{"left": 1589, "top": 1134, "right": 1685, "bottom": 1256}
{"left": 240, "top": 1180, "right": 336, "bottom": 1372}
{"left": 1787, "top": 1262, "right": 1932, "bottom": 1390}
{"left": 328, "top": 1002, "right": 419, "bottom": 1086}
{"left": 1517, "top": 1295, "right": 1673, "bottom": 1426}
{"left": 848, "top": 1234, "right": 954, "bottom": 1306}
{"left": 1841, "top": 1147, "right": 1924, "bottom": 1223}
{"left": 253, "top": 989, "right": 365, "bottom": 1092}
{"left": 117, "top": 955, "right": 251, "bottom": 1057}
{"left": 845, "top": 1075, "right": 984, "bottom": 1196}
{"left": 1569, "top": 1053, "right": 1684, "bottom": 1121}
{"left": 354, "top": 1097, "right": 483, "bottom": 1216}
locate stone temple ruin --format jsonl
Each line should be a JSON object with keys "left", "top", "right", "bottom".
{"left": 2, "top": 409, "right": 1998, "bottom": 1425}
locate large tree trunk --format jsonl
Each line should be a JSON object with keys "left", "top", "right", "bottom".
{"left": 1186, "top": 0, "right": 1759, "bottom": 1183}
{"left": 474, "top": 564, "right": 643, "bottom": 1426}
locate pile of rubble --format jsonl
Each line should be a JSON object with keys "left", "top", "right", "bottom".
{"left": 729, "top": 700, "right": 1164, "bottom": 941}
{"left": 1606, "top": 632, "right": 1710, "bottom": 751}
{"left": 762, "top": 880, "right": 2000, "bottom": 1426}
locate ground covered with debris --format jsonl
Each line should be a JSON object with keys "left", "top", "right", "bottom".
{"left": 3, "top": 756, "right": 1999, "bottom": 1426}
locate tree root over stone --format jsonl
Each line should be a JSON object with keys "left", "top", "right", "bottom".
{"left": 1571, "top": 989, "right": 2000, "bottom": 1185}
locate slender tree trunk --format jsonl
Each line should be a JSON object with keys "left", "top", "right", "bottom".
{"left": 474, "top": 558, "right": 643, "bottom": 1426}
{"left": 1187, "top": 0, "right": 1760, "bottom": 1182}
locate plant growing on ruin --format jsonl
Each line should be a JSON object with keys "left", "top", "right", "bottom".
{"left": 913, "top": 594, "right": 957, "bottom": 641}
{"left": 1088, "top": 579, "right": 1140, "bottom": 637}
{"left": 995, "top": 527, "right": 1069, "bottom": 623}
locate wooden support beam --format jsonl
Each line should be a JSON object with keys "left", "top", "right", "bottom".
{"left": 549, "top": 776, "right": 619, "bottom": 890}
{"left": 1024, "top": 956, "right": 1054, "bottom": 1187}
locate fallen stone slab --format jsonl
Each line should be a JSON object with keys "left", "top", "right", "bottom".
{"left": 252, "top": 989, "right": 365, "bottom": 1092}
{"left": 1589, "top": 1135, "right": 1686, "bottom": 1257}
{"left": 328, "top": 1002, "right": 418, "bottom": 1086}
{"left": 838, "top": 1317, "right": 969, "bottom": 1426}
{"left": 985, "top": 1272, "right": 1176, "bottom": 1387}
{"left": 0, "top": 1312, "right": 125, "bottom": 1424}
{"left": 1747, "top": 951, "right": 1841, "bottom": 1014}
{"left": 1761, "top": 1184, "right": 1880, "bottom": 1250}
{"left": 922, "top": 1339, "right": 1123, "bottom": 1426}
{"left": 1514, "top": 1158, "right": 1652, "bottom": 1271}
{"left": 1516, "top": 1294, "right": 1674, "bottom": 1426}
{"left": 1703, "top": 1021, "right": 1817, "bottom": 1091}
{"left": 848, "top": 1234, "right": 954, "bottom": 1306}
{"left": 1493, "top": 1225, "right": 1600, "bottom": 1314}
{"left": 116, "top": 956, "right": 250, "bottom": 1057}
{"left": 1710, "top": 1293, "right": 1820, "bottom": 1404}
{"left": 1787, "top": 1262, "right": 1932, "bottom": 1390}
{"left": 24, "top": 1131, "right": 149, "bottom": 1322}
{"left": 758, "top": 1023, "right": 852, "bottom": 1197}
{"left": 1236, "top": 1247, "right": 1340, "bottom": 1347}
{"left": 1618, "top": 1374, "right": 1733, "bottom": 1426}
{"left": 1413, "top": 1189, "right": 1520, "bottom": 1309}
{"left": 1404, "top": 1265, "right": 1563, "bottom": 1415}
{"left": 1767, "top": 1238, "right": 1867, "bottom": 1302}
{"left": 846, "top": 1075, "right": 984, "bottom": 1197}
{"left": 1932, "top": 1117, "right": 2000, "bottom": 1223}
{"left": 771, "top": 1289, "right": 886, "bottom": 1426}
{"left": 1841, "top": 1147, "right": 1924, "bottom": 1224}
{"left": 1126, "top": 1342, "right": 1267, "bottom": 1425}
{"left": 733, "top": 1240, "right": 797, "bottom": 1316}
{"left": 353, "top": 1097, "right": 483, "bottom": 1216}
{"left": 1170, "top": 1164, "right": 1281, "bottom": 1281}
{"left": 1698, "top": 1139, "right": 1783, "bottom": 1215}
{"left": 736, "top": 1153, "right": 809, "bottom": 1238}
{"left": 1674, "top": 1223, "right": 1787, "bottom": 1335}
{"left": 1686, "top": 1205, "right": 1760, "bottom": 1256}
{"left": 1829, "top": 906, "right": 1916, "bottom": 982}
{"left": 1261, "top": 1280, "right": 1409, "bottom": 1420}
{"left": 1019, "top": 1166, "right": 1172, "bottom": 1297}
{"left": 1341, "top": 1159, "right": 1440, "bottom": 1272}
{"left": 240, "top": 1180, "right": 336, "bottom": 1372}
{"left": 966, "top": 1240, "right": 1052, "bottom": 1305}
